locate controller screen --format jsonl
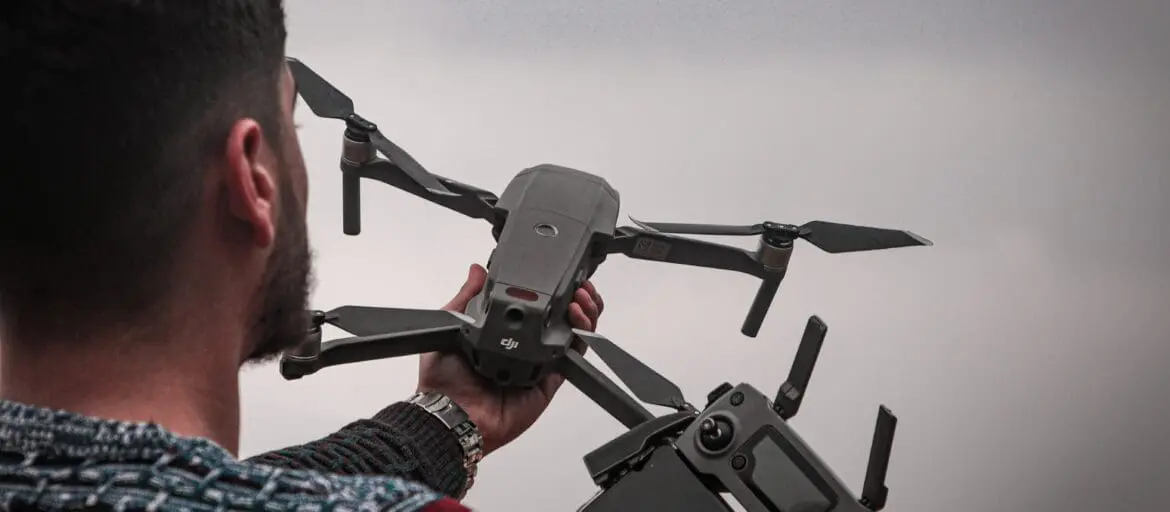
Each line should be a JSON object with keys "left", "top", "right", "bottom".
{"left": 741, "top": 427, "right": 834, "bottom": 512}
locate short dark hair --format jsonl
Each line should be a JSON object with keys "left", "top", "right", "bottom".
{"left": 0, "top": 1, "right": 288, "bottom": 339}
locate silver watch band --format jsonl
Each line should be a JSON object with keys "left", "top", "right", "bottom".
{"left": 406, "top": 391, "right": 484, "bottom": 497}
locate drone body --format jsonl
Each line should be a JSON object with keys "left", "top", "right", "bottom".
{"left": 464, "top": 165, "right": 620, "bottom": 387}
{"left": 305, "top": 134, "right": 626, "bottom": 388}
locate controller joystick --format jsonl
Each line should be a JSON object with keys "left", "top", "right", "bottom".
{"left": 697, "top": 415, "right": 735, "bottom": 453}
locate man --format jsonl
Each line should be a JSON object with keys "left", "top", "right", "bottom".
{"left": 0, "top": 1, "right": 603, "bottom": 510}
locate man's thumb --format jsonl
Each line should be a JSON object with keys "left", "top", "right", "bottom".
{"left": 443, "top": 264, "right": 487, "bottom": 312}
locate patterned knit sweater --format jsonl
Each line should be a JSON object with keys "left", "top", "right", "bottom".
{"left": 0, "top": 400, "right": 474, "bottom": 511}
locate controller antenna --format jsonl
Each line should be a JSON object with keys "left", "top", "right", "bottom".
{"left": 859, "top": 406, "right": 897, "bottom": 511}
{"left": 773, "top": 316, "right": 828, "bottom": 420}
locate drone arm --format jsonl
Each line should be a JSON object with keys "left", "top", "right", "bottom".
{"left": 356, "top": 160, "right": 499, "bottom": 223}
{"left": 559, "top": 350, "right": 656, "bottom": 429}
{"left": 741, "top": 272, "right": 786, "bottom": 337}
{"left": 279, "top": 310, "right": 465, "bottom": 380}
{"left": 323, "top": 327, "right": 459, "bottom": 363}
{"left": 610, "top": 227, "right": 791, "bottom": 337}
{"left": 609, "top": 227, "right": 766, "bottom": 277}
{"left": 343, "top": 170, "right": 362, "bottom": 235}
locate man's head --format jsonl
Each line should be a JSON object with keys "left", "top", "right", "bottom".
{"left": 0, "top": 1, "right": 312, "bottom": 364}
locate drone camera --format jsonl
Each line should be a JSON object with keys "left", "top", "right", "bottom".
{"left": 504, "top": 306, "right": 526, "bottom": 328}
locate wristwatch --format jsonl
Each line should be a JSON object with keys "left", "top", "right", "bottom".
{"left": 406, "top": 391, "right": 484, "bottom": 497}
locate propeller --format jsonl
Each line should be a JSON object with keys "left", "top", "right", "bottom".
{"left": 286, "top": 57, "right": 455, "bottom": 196}
{"left": 318, "top": 306, "right": 462, "bottom": 337}
{"left": 629, "top": 217, "right": 932, "bottom": 254}
{"left": 575, "top": 331, "right": 692, "bottom": 412}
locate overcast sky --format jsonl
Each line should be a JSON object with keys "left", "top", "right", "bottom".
{"left": 239, "top": 1, "right": 1169, "bottom": 510}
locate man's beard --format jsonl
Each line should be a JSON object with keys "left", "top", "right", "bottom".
{"left": 243, "top": 177, "right": 314, "bottom": 364}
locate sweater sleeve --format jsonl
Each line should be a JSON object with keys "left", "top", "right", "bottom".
{"left": 246, "top": 402, "right": 469, "bottom": 498}
{"left": 418, "top": 497, "right": 475, "bottom": 511}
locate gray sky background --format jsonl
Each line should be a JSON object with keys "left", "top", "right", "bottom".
{"left": 239, "top": 1, "right": 1170, "bottom": 510}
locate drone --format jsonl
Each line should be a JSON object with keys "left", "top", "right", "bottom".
{"left": 279, "top": 57, "right": 933, "bottom": 401}
{"left": 279, "top": 57, "right": 931, "bottom": 511}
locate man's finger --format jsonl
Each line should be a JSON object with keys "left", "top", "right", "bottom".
{"left": 540, "top": 372, "right": 567, "bottom": 399}
{"left": 573, "top": 288, "right": 600, "bottom": 326}
{"left": 581, "top": 281, "right": 604, "bottom": 315}
{"left": 568, "top": 302, "right": 593, "bottom": 332}
{"left": 569, "top": 335, "right": 588, "bottom": 356}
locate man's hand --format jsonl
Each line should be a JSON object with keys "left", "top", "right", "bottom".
{"left": 417, "top": 264, "right": 603, "bottom": 455}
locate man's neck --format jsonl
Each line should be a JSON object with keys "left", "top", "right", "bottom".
{"left": 0, "top": 324, "right": 246, "bottom": 455}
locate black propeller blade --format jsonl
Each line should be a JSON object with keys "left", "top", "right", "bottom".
{"left": 286, "top": 57, "right": 455, "bottom": 196}
{"left": 629, "top": 217, "right": 932, "bottom": 254}
{"left": 800, "top": 220, "right": 932, "bottom": 254}
{"left": 322, "top": 306, "right": 462, "bottom": 337}
{"left": 575, "top": 331, "right": 691, "bottom": 412}
{"left": 626, "top": 220, "right": 767, "bottom": 236}
{"left": 287, "top": 58, "right": 354, "bottom": 120}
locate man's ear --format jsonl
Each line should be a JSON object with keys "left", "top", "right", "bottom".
{"left": 222, "top": 119, "right": 277, "bottom": 249}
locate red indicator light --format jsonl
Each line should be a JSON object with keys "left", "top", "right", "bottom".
{"left": 505, "top": 286, "right": 539, "bottom": 302}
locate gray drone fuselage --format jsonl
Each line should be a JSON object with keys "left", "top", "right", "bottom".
{"left": 463, "top": 164, "right": 620, "bottom": 387}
